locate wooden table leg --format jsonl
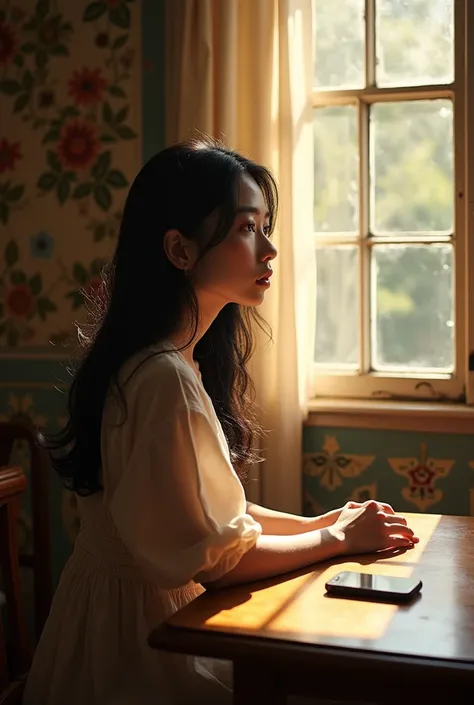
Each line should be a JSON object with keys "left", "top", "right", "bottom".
{"left": 233, "top": 660, "right": 286, "bottom": 705}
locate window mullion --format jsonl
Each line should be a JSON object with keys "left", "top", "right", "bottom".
{"left": 365, "top": 0, "right": 376, "bottom": 88}
{"left": 358, "top": 99, "right": 371, "bottom": 375}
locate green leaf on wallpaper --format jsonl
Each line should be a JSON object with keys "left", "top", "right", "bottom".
{"left": 0, "top": 80, "right": 21, "bottom": 95}
{"left": 100, "top": 133, "right": 117, "bottom": 143}
{"left": 106, "top": 169, "right": 128, "bottom": 188}
{"left": 11, "top": 270, "right": 27, "bottom": 285}
{"left": 73, "top": 183, "right": 92, "bottom": 199}
{"left": 6, "top": 184, "right": 24, "bottom": 202}
{"left": 0, "top": 202, "right": 8, "bottom": 224}
{"left": 21, "top": 43, "right": 37, "bottom": 54}
{"left": 23, "top": 70, "right": 34, "bottom": 90}
{"left": 5, "top": 240, "right": 19, "bottom": 267}
{"left": 13, "top": 55, "right": 24, "bottom": 68}
{"left": 35, "top": 51, "right": 48, "bottom": 69}
{"left": 107, "top": 84, "right": 126, "bottom": 98}
{"left": 92, "top": 151, "right": 111, "bottom": 181}
{"left": 115, "top": 105, "right": 129, "bottom": 123}
{"left": 37, "top": 172, "right": 57, "bottom": 191}
{"left": 102, "top": 101, "right": 114, "bottom": 125}
{"left": 51, "top": 44, "right": 69, "bottom": 56}
{"left": 7, "top": 327, "right": 19, "bottom": 347}
{"left": 47, "top": 151, "right": 62, "bottom": 173}
{"left": 36, "top": 0, "right": 51, "bottom": 20}
{"left": 42, "top": 127, "right": 60, "bottom": 144}
{"left": 13, "top": 93, "right": 29, "bottom": 113}
{"left": 28, "top": 273, "right": 42, "bottom": 295}
{"left": 57, "top": 178, "right": 70, "bottom": 205}
{"left": 65, "top": 290, "right": 85, "bottom": 309}
{"left": 110, "top": 4, "right": 130, "bottom": 29}
{"left": 0, "top": 322, "right": 7, "bottom": 338}
{"left": 73, "top": 263, "right": 88, "bottom": 286}
{"left": 94, "top": 184, "right": 112, "bottom": 211}
{"left": 37, "top": 297, "right": 57, "bottom": 320}
{"left": 112, "top": 34, "right": 128, "bottom": 50}
{"left": 83, "top": 2, "right": 107, "bottom": 22}
{"left": 115, "top": 124, "right": 137, "bottom": 140}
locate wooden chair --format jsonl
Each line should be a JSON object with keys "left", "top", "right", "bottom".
{"left": 0, "top": 465, "right": 30, "bottom": 703}
{"left": 0, "top": 422, "right": 53, "bottom": 641}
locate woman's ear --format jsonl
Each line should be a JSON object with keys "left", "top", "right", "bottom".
{"left": 163, "top": 229, "right": 197, "bottom": 272}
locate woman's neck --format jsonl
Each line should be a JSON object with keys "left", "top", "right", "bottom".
{"left": 166, "top": 306, "right": 217, "bottom": 368}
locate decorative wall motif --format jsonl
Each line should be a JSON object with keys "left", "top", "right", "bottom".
{"left": 0, "top": 392, "right": 47, "bottom": 426}
{"left": 304, "top": 427, "right": 474, "bottom": 518}
{"left": 388, "top": 442, "right": 454, "bottom": 512}
{"left": 0, "top": 0, "right": 140, "bottom": 351}
{"left": 303, "top": 435, "right": 375, "bottom": 491}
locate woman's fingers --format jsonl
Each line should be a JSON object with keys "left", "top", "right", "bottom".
{"left": 379, "top": 502, "right": 394, "bottom": 514}
{"left": 384, "top": 513, "right": 408, "bottom": 526}
{"left": 384, "top": 520, "right": 419, "bottom": 542}
{"left": 388, "top": 535, "right": 416, "bottom": 548}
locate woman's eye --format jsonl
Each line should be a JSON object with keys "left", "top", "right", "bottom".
{"left": 263, "top": 225, "right": 271, "bottom": 236}
{"left": 243, "top": 221, "right": 256, "bottom": 233}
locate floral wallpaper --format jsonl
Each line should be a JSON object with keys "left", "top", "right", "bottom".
{"left": 0, "top": 0, "right": 142, "bottom": 594}
{"left": 0, "top": 0, "right": 140, "bottom": 350}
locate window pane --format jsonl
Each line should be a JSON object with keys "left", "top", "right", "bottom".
{"left": 314, "top": 106, "right": 359, "bottom": 233}
{"left": 313, "top": 0, "right": 364, "bottom": 89}
{"left": 376, "top": 0, "right": 454, "bottom": 87}
{"left": 371, "top": 100, "right": 453, "bottom": 233}
{"left": 315, "top": 247, "right": 359, "bottom": 366}
{"left": 372, "top": 244, "right": 454, "bottom": 371}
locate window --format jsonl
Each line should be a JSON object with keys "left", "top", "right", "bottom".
{"left": 312, "top": 0, "right": 472, "bottom": 403}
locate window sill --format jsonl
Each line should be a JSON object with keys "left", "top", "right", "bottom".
{"left": 306, "top": 398, "right": 474, "bottom": 434}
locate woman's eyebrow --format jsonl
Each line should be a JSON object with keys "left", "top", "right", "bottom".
{"left": 235, "top": 206, "right": 270, "bottom": 218}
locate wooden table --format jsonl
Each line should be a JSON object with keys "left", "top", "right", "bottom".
{"left": 149, "top": 513, "right": 474, "bottom": 704}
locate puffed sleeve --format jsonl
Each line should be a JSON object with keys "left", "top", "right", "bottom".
{"left": 109, "top": 398, "right": 262, "bottom": 589}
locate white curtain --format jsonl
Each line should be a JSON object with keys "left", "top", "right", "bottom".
{"left": 164, "top": 0, "right": 315, "bottom": 513}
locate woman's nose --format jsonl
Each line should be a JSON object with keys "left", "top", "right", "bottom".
{"left": 262, "top": 240, "right": 277, "bottom": 261}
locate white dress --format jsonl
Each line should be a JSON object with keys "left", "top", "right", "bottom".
{"left": 23, "top": 344, "right": 262, "bottom": 705}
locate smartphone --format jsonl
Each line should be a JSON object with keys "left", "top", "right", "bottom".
{"left": 325, "top": 571, "right": 422, "bottom": 603}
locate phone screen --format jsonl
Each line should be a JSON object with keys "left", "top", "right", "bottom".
{"left": 327, "top": 571, "right": 422, "bottom": 596}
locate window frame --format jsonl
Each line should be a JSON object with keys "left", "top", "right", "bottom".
{"left": 311, "top": 0, "right": 472, "bottom": 404}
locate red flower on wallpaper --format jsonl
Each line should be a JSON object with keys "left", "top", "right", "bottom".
{"left": 68, "top": 67, "right": 107, "bottom": 106}
{"left": 57, "top": 120, "right": 99, "bottom": 170}
{"left": 0, "top": 21, "right": 17, "bottom": 65}
{"left": 0, "top": 139, "right": 22, "bottom": 173}
{"left": 5, "top": 284, "right": 35, "bottom": 318}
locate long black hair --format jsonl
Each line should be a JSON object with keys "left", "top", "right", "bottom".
{"left": 44, "top": 136, "right": 278, "bottom": 495}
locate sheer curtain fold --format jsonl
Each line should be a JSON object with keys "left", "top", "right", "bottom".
{"left": 164, "top": 0, "right": 314, "bottom": 513}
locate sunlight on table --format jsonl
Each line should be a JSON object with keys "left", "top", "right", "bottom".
{"left": 204, "top": 513, "right": 441, "bottom": 642}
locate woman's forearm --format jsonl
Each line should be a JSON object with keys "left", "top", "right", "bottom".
{"left": 246, "top": 501, "right": 336, "bottom": 535}
{"left": 204, "top": 527, "right": 344, "bottom": 589}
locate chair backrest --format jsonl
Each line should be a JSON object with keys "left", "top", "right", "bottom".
{"left": 0, "top": 422, "right": 53, "bottom": 640}
{"left": 0, "top": 465, "right": 31, "bottom": 691}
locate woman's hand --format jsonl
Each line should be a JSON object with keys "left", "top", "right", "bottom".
{"left": 314, "top": 499, "right": 395, "bottom": 530}
{"left": 329, "top": 499, "right": 419, "bottom": 555}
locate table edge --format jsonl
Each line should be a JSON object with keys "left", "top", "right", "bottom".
{"left": 148, "top": 622, "right": 474, "bottom": 673}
